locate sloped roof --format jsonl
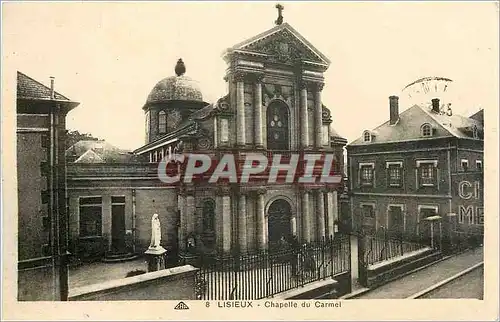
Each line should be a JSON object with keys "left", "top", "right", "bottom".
{"left": 469, "top": 109, "right": 484, "bottom": 125}
{"left": 349, "top": 104, "right": 483, "bottom": 146}
{"left": 330, "top": 125, "right": 345, "bottom": 141}
{"left": 225, "top": 22, "right": 330, "bottom": 66}
{"left": 74, "top": 149, "right": 105, "bottom": 163}
{"left": 17, "top": 71, "right": 70, "bottom": 101}
{"left": 66, "top": 140, "right": 136, "bottom": 163}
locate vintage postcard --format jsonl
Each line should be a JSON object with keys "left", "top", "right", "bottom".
{"left": 1, "top": 1, "right": 499, "bottom": 321}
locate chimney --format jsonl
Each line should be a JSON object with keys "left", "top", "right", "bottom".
{"left": 50, "top": 76, "right": 55, "bottom": 99}
{"left": 431, "top": 98, "right": 440, "bottom": 113}
{"left": 389, "top": 95, "right": 399, "bottom": 125}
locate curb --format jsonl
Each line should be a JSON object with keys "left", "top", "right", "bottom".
{"left": 342, "top": 253, "right": 449, "bottom": 299}
{"left": 406, "top": 261, "right": 484, "bottom": 299}
{"left": 342, "top": 248, "right": 479, "bottom": 299}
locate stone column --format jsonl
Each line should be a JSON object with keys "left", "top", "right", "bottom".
{"left": 327, "top": 190, "right": 338, "bottom": 237}
{"left": 236, "top": 74, "right": 246, "bottom": 147}
{"left": 300, "top": 83, "right": 309, "bottom": 149}
{"left": 254, "top": 78, "right": 264, "bottom": 149}
{"left": 316, "top": 190, "right": 326, "bottom": 240}
{"left": 314, "top": 83, "right": 324, "bottom": 148}
{"left": 290, "top": 216, "right": 297, "bottom": 236}
{"left": 238, "top": 193, "right": 248, "bottom": 253}
{"left": 185, "top": 187, "right": 195, "bottom": 235}
{"left": 178, "top": 193, "right": 186, "bottom": 252}
{"left": 255, "top": 190, "right": 267, "bottom": 251}
{"left": 301, "top": 191, "right": 311, "bottom": 243}
{"left": 216, "top": 187, "right": 232, "bottom": 254}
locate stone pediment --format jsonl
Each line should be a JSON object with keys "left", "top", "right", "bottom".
{"left": 229, "top": 23, "right": 330, "bottom": 67}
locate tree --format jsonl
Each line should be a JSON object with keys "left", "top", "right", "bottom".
{"left": 65, "top": 130, "right": 100, "bottom": 149}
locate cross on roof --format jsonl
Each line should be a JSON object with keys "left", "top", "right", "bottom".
{"left": 275, "top": 3, "right": 284, "bottom": 25}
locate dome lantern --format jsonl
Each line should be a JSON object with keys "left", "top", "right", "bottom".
{"left": 143, "top": 59, "right": 206, "bottom": 108}
{"left": 175, "top": 58, "right": 186, "bottom": 76}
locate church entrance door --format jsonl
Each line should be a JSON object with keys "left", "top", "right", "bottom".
{"left": 267, "top": 199, "right": 292, "bottom": 245}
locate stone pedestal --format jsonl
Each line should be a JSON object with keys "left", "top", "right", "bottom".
{"left": 144, "top": 247, "right": 167, "bottom": 272}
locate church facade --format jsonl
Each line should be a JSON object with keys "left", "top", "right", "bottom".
{"left": 67, "top": 21, "right": 347, "bottom": 261}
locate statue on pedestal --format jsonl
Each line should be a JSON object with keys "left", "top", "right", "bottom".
{"left": 146, "top": 213, "right": 166, "bottom": 254}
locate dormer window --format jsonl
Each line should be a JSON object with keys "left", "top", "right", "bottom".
{"left": 421, "top": 123, "right": 432, "bottom": 137}
{"left": 363, "top": 131, "right": 371, "bottom": 142}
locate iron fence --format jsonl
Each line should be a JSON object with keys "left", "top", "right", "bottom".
{"left": 195, "top": 234, "right": 351, "bottom": 300}
{"left": 363, "top": 233, "right": 429, "bottom": 266}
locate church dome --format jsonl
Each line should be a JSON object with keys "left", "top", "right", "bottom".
{"left": 145, "top": 59, "right": 204, "bottom": 105}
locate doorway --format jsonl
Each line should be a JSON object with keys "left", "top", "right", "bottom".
{"left": 267, "top": 199, "right": 292, "bottom": 243}
{"left": 111, "top": 197, "right": 126, "bottom": 254}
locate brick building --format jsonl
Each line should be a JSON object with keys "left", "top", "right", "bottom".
{"left": 346, "top": 93, "right": 484, "bottom": 245}
{"left": 17, "top": 72, "right": 79, "bottom": 300}
{"left": 67, "top": 19, "right": 346, "bottom": 261}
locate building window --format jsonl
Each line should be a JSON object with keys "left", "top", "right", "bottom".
{"left": 79, "top": 197, "right": 103, "bottom": 238}
{"left": 472, "top": 125, "right": 479, "bottom": 139}
{"left": 363, "top": 131, "right": 371, "bottom": 142}
{"left": 386, "top": 162, "right": 403, "bottom": 187}
{"left": 461, "top": 159, "right": 469, "bottom": 172}
{"left": 361, "top": 203, "right": 376, "bottom": 234}
{"left": 145, "top": 111, "right": 150, "bottom": 141}
{"left": 421, "top": 123, "right": 432, "bottom": 137}
{"left": 359, "top": 163, "right": 375, "bottom": 186}
{"left": 361, "top": 204, "right": 375, "bottom": 218}
{"left": 416, "top": 160, "right": 438, "bottom": 187}
{"left": 159, "top": 110, "right": 167, "bottom": 134}
{"left": 388, "top": 205, "right": 405, "bottom": 234}
{"left": 267, "top": 101, "right": 290, "bottom": 150}
{"left": 476, "top": 160, "right": 482, "bottom": 171}
{"left": 202, "top": 199, "right": 215, "bottom": 233}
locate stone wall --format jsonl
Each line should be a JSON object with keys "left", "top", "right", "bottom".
{"left": 69, "top": 265, "right": 198, "bottom": 301}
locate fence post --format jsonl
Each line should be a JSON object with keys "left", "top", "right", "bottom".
{"left": 357, "top": 232, "right": 368, "bottom": 287}
{"left": 399, "top": 234, "right": 404, "bottom": 257}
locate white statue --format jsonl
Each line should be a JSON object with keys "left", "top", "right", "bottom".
{"left": 149, "top": 213, "right": 162, "bottom": 249}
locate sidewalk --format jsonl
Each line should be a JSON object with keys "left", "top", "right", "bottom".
{"left": 356, "top": 247, "right": 483, "bottom": 299}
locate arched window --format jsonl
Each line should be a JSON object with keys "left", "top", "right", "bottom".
{"left": 421, "top": 123, "right": 432, "bottom": 137}
{"left": 202, "top": 199, "right": 215, "bottom": 233}
{"left": 267, "top": 101, "right": 289, "bottom": 150}
{"left": 363, "top": 131, "right": 371, "bottom": 142}
{"left": 158, "top": 111, "right": 167, "bottom": 134}
{"left": 145, "top": 111, "right": 150, "bottom": 141}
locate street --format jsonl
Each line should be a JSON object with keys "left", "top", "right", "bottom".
{"left": 419, "top": 265, "right": 483, "bottom": 299}
{"left": 355, "top": 248, "right": 483, "bottom": 299}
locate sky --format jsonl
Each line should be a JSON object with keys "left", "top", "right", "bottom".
{"left": 3, "top": 1, "right": 499, "bottom": 150}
